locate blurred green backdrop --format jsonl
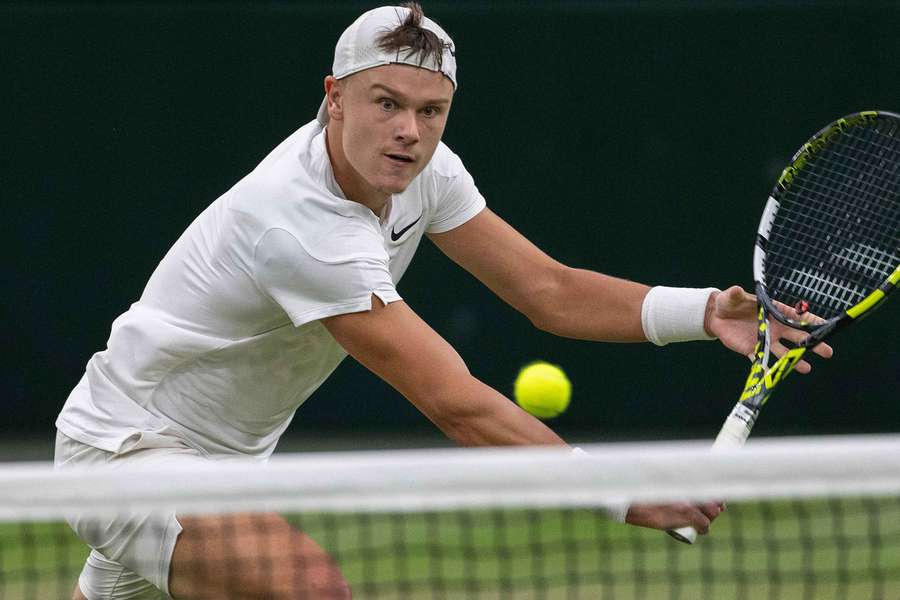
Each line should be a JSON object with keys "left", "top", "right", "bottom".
{"left": 4, "top": 1, "right": 899, "bottom": 451}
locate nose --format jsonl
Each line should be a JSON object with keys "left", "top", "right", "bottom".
{"left": 394, "top": 109, "right": 420, "bottom": 145}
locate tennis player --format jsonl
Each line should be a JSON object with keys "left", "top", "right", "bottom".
{"left": 55, "top": 4, "right": 833, "bottom": 599}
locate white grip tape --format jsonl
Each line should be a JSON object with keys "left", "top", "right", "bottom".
{"left": 641, "top": 287, "right": 719, "bottom": 346}
{"left": 668, "top": 403, "right": 757, "bottom": 544}
{"left": 712, "top": 404, "right": 756, "bottom": 449}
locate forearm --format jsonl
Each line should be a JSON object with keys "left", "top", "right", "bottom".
{"left": 531, "top": 266, "right": 650, "bottom": 341}
{"left": 430, "top": 211, "right": 714, "bottom": 344}
{"left": 533, "top": 267, "right": 718, "bottom": 346}
{"left": 427, "top": 376, "right": 566, "bottom": 447}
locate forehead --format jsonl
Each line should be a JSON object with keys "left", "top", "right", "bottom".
{"left": 345, "top": 64, "right": 454, "bottom": 102}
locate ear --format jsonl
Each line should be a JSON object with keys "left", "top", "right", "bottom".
{"left": 323, "top": 75, "right": 344, "bottom": 122}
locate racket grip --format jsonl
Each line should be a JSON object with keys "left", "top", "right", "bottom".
{"left": 667, "top": 403, "right": 758, "bottom": 544}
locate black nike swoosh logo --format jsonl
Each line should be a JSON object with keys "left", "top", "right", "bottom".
{"left": 390, "top": 214, "right": 422, "bottom": 242}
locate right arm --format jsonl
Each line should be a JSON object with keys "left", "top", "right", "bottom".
{"left": 321, "top": 295, "right": 564, "bottom": 447}
{"left": 321, "top": 296, "right": 723, "bottom": 534}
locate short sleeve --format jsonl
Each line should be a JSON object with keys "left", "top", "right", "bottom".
{"left": 253, "top": 228, "right": 401, "bottom": 327}
{"left": 425, "top": 144, "right": 487, "bottom": 234}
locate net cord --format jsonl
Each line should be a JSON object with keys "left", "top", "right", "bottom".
{"left": 2, "top": 435, "right": 899, "bottom": 521}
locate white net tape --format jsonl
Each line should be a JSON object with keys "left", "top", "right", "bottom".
{"left": 3, "top": 434, "right": 899, "bottom": 521}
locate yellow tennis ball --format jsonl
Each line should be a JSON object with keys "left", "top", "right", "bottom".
{"left": 513, "top": 361, "right": 571, "bottom": 419}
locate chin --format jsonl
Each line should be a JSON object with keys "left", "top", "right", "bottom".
{"left": 377, "top": 177, "right": 414, "bottom": 195}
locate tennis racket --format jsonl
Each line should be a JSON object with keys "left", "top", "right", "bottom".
{"left": 668, "top": 110, "right": 900, "bottom": 544}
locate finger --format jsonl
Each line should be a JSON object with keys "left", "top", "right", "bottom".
{"left": 769, "top": 340, "right": 812, "bottom": 374}
{"left": 778, "top": 337, "right": 833, "bottom": 361}
{"left": 716, "top": 286, "right": 755, "bottom": 316}
{"left": 774, "top": 328, "right": 833, "bottom": 360}
{"left": 725, "top": 285, "right": 755, "bottom": 306}
{"left": 767, "top": 310, "right": 833, "bottom": 363}
{"left": 777, "top": 325, "right": 813, "bottom": 346}
{"left": 810, "top": 341, "right": 834, "bottom": 359}
{"left": 773, "top": 301, "right": 826, "bottom": 325}
{"left": 698, "top": 501, "right": 724, "bottom": 522}
{"left": 691, "top": 510, "right": 712, "bottom": 535}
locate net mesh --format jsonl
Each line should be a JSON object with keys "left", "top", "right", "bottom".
{"left": 765, "top": 113, "right": 900, "bottom": 320}
{"left": 2, "top": 436, "right": 900, "bottom": 599}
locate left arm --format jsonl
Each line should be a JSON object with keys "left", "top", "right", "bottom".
{"left": 428, "top": 208, "right": 650, "bottom": 341}
{"left": 430, "top": 208, "right": 832, "bottom": 370}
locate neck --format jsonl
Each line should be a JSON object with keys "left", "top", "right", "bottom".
{"left": 325, "top": 125, "right": 389, "bottom": 216}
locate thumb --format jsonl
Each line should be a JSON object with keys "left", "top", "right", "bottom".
{"left": 716, "top": 285, "right": 754, "bottom": 315}
{"left": 721, "top": 285, "right": 748, "bottom": 305}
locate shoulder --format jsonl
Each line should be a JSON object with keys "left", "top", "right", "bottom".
{"left": 416, "top": 141, "right": 486, "bottom": 233}
{"left": 253, "top": 226, "right": 398, "bottom": 327}
{"left": 423, "top": 141, "right": 469, "bottom": 182}
{"left": 226, "top": 125, "right": 384, "bottom": 258}
{"left": 244, "top": 197, "right": 386, "bottom": 267}
{"left": 414, "top": 140, "right": 476, "bottom": 205}
{"left": 230, "top": 120, "right": 327, "bottom": 211}
{"left": 254, "top": 226, "right": 385, "bottom": 274}
{"left": 228, "top": 120, "right": 331, "bottom": 213}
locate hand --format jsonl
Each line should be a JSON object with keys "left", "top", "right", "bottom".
{"left": 625, "top": 501, "right": 725, "bottom": 534}
{"left": 704, "top": 286, "right": 834, "bottom": 374}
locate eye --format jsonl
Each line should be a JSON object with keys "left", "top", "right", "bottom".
{"left": 422, "top": 106, "right": 440, "bottom": 118}
{"left": 379, "top": 98, "right": 396, "bottom": 111}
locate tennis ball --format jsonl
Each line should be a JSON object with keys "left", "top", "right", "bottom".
{"left": 513, "top": 361, "right": 571, "bottom": 419}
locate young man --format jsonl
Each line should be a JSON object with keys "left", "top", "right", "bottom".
{"left": 55, "top": 4, "right": 831, "bottom": 599}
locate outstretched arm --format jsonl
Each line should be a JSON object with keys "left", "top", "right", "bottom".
{"left": 321, "top": 295, "right": 723, "bottom": 533}
{"left": 430, "top": 208, "right": 832, "bottom": 370}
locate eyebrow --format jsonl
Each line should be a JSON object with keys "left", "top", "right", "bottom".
{"left": 369, "top": 83, "right": 451, "bottom": 106}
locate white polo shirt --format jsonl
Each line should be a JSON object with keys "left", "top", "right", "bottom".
{"left": 56, "top": 120, "right": 486, "bottom": 458}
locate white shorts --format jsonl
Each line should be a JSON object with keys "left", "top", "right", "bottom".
{"left": 54, "top": 431, "right": 208, "bottom": 600}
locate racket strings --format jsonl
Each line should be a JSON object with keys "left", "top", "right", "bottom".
{"left": 765, "top": 115, "right": 900, "bottom": 319}
{"left": 807, "top": 127, "right": 900, "bottom": 219}
{"left": 793, "top": 148, "right": 899, "bottom": 221}
{"left": 784, "top": 128, "right": 900, "bottom": 265}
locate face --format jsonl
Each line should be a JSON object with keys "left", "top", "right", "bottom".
{"left": 325, "top": 64, "right": 454, "bottom": 202}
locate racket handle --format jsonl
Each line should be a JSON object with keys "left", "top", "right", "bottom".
{"left": 667, "top": 403, "right": 758, "bottom": 544}
{"left": 710, "top": 402, "right": 757, "bottom": 449}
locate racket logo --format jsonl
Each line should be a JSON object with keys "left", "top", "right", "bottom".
{"left": 740, "top": 347, "right": 806, "bottom": 405}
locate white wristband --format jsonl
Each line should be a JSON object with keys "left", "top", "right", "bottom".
{"left": 571, "top": 447, "right": 629, "bottom": 522}
{"left": 640, "top": 286, "right": 719, "bottom": 346}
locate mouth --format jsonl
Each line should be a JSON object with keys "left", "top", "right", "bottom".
{"left": 384, "top": 153, "right": 415, "bottom": 165}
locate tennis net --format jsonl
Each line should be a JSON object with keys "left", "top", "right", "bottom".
{"left": 1, "top": 435, "right": 899, "bottom": 599}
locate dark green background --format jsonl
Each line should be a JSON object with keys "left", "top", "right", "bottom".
{"left": 4, "top": 1, "right": 899, "bottom": 449}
